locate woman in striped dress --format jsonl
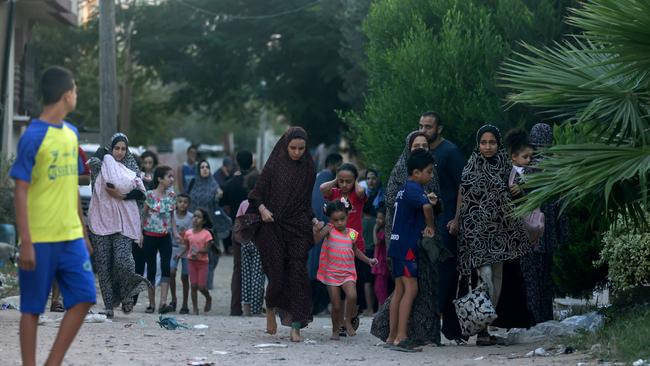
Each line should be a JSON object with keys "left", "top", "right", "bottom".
{"left": 315, "top": 200, "right": 377, "bottom": 340}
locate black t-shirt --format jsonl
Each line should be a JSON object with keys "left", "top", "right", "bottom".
{"left": 220, "top": 174, "right": 247, "bottom": 219}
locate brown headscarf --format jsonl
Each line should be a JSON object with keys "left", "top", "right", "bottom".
{"left": 247, "top": 126, "right": 316, "bottom": 225}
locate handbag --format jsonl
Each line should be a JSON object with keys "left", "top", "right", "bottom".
{"left": 453, "top": 281, "right": 498, "bottom": 337}
{"left": 231, "top": 212, "right": 261, "bottom": 244}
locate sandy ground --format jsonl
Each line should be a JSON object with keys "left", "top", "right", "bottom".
{"left": 0, "top": 256, "right": 596, "bottom": 366}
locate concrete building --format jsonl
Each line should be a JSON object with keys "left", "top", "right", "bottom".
{"left": 0, "top": 0, "right": 78, "bottom": 157}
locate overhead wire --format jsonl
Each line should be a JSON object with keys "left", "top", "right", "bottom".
{"left": 176, "top": 0, "right": 322, "bottom": 20}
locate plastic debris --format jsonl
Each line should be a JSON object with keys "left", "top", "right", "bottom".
{"left": 633, "top": 360, "right": 648, "bottom": 366}
{"left": 84, "top": 314, "right": 110, "bottom": 323}
{"left": 0, "top": 296, "right": 20, "bottom": 310}
{"left": 211, "top": 350, "right": 229, "bottom": 355}
{"left": 187, "top": 357, "right": 214, "bottom": 366}
{"left": 525, "top": 347, "right": 550, "bottom": 357}
{"left": 157, "top": 316, "right": 189, "bottom": 330}
{"left": 506, "top": 311, "right": 604, "bottom": 344}
{"left": 474, "top": 356, "right": 485, "bottom": 361}
{"left": 1, "top": 303, "right": 16, "bottom": 310}
{"left": 193, "top": 324, "right": 209, "bottom": 330}
{"left": 561, "top": 312, "right": 604, "bottom": 333}
{"left": 303, "top": 339, "right": 317, "bottom": 345}
{"left": 253, "top": 343, "right": 288, "bottom": 348}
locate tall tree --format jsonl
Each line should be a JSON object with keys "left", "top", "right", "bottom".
{"left": 129, "top": 0, "right": 349, "bottom": 145}
{"left": 345, "top": 0, "right": 574, "bottom": 176}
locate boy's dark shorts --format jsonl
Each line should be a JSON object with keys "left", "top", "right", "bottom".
{"left": 19, "top": 238, "right": 96, "bottom": 314}
{"left": 391, "top": 259, "right": 418, "bottom": 278}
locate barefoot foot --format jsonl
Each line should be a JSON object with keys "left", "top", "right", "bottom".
{"left": 330, "top": 332, "right": 340, "bottom": 341}
{"left": 290, "top": 328, "right": 303, "bottom": 342}
{"left": 265, "top": 309, "right": 277, "bottom": 335}
{"left": 344, "top": 321, "right": 357, "bottom": 337}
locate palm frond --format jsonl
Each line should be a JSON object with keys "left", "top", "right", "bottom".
{"left": 516, "top": 143, "right": 650, "bottom": 228}
{"left": 500, "top": 38, "right": 650, "bottom": 145}
{"left": 568, "top": 0, "right": 650, "bottom": 69}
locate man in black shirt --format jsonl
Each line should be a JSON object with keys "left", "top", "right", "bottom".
{"left": 221, "top": 151, "right": 254, "bottom": 316}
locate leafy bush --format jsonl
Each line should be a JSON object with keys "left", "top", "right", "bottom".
{"left": 599, "top": 214, "right": 650, "bottom": 293}
{"left": 0, "top": 156, "right": 14, "bottom": 225}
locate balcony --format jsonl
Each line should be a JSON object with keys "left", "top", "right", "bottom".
{"left": 16, "top": 0, "right": 78, "bottom": 26}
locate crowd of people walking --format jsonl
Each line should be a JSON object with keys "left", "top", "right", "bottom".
{"left": 12, "top": 67, "right": 566, "bottom": 366}
{"left": 78, "top": 112, "right": 563, "bottom": 349}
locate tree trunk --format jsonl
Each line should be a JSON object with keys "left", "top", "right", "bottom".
{"left": 99, "top": 0, "right": 118, "bottom": 145}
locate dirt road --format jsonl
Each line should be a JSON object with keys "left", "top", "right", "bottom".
{"left": 0, "top": 256, "right": 593, "bottom": 366}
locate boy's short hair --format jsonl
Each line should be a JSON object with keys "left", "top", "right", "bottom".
{"left": 325, "top": 153, "right": 343, "bottom": 168}
{"left": 407, "top": 149, "right": 434, "bottom": 175}
{"left": 40, "top": 66, "right": 75, "bottom": 105}
{"left": 177, "top": 193, "right": 191, "bottom": 203}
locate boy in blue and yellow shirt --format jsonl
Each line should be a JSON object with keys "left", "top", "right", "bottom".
{"left": 11, "top": 66, "right": 96, "bottom": 366}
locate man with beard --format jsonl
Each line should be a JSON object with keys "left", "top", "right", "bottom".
{"left": 418, "top": 111, "right": 467, "bottom": 343}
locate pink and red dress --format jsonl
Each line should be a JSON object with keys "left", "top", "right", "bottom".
{"left": 317, "top": 226, "right": 360, "bottom": 286}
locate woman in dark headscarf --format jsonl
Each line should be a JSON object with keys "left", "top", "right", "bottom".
{"left": 371, "top": 131, "right": 444, "bottom": 347}
{"left": 187, "top": 159, "right": 222, "bottom": 290}
{"left": 384, "top": 131, "right": 432, "bottom": 240}
{"left": 518, "top": 123, "right": 565, "bottom": 323}
{"left": 449, "top": 124, "right": 531, "bottom": 345}
{"left": 247, "top": 126, "right": 317, "bottom": 342}
{"left": 87, "top": 133, "right": 150, "bottom": 318}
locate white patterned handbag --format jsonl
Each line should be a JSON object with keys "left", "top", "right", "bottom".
{"left": 453, "top": 282, "right": 498, "bottom": 337}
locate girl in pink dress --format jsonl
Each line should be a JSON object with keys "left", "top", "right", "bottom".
{"left": 314, "top": 200, "right": 377, "bottom": 340}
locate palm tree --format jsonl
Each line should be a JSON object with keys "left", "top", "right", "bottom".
{"left": 500, "top": 0, "right": 650, "bottom": 228}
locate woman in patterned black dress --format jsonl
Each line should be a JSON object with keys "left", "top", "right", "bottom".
{"left": 247, "top": 127, "right": 318, "bottom": 342}
{"left": 448, "top": 124, "right": 531, "bottom": 345}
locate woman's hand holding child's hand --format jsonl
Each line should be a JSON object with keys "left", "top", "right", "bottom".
{"left": 368, "top": 258, "right": 378, "bottom": 267}
{"left": 423, "top": 225, "right": 435, "bottom": 238}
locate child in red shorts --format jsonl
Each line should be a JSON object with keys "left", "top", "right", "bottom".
{"left": 180, "top": 208, "right": 214, "bottom": 315}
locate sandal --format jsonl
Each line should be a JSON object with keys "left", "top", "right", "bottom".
{"left": 159, "top": 304, "right": 173, "bottom": 314}
{"left": 392, "top": 339, "right": 423, "bottom": 352}
{"left": 179, "top": 307, "right": 190, "bottom": 315}
{"left": 204, "top": 295, "right": 212, "bottom": 313}
{"left": 105, "top": 310, "right": 114, "bottom": 319}
{"left": 50, "top": 300, "right": 65, "bottom": 313}
{"left": 122, "top": 303, "right": 133, "bottom": 314}
{"left": 169, "top": 301, "right": 177, "bottom": 311}
{"left": 145, "top": 306, "right": 155, "bottom": 314}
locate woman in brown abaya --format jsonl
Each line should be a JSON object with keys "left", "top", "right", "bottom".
{"left": 248, "top": 127, "right": 317, "bottom": 342}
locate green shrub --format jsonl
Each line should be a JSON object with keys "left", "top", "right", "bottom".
{"left": 599, "top": 214, "right": 650, "bottom": 293}
{"left": 0, "top": 156, "right": 14, "bottom": 225}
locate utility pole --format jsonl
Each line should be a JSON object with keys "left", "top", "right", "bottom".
{"left": 99, "top": 0, "right": 118, "bottom": 145}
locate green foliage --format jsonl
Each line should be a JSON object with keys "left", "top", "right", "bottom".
{"left": 502, "top": 0, "right": 650, "bottom": 229}
{"left": 0, "top": 156, "right": 15, "bottom": 225}
{"left": 346, "top": 0, "right": 572, "bottom": 177}
{"left": 598, "top": 214, "right": 650, "bottom": 292}
{"left": 552, "top": 208, "right": 608, "bottom": 298}
{"left": 571, "top": 304, "right": 650, "bottom": 363}
{"left": 130, "top": 0, "right": 349, "bottom": 145}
